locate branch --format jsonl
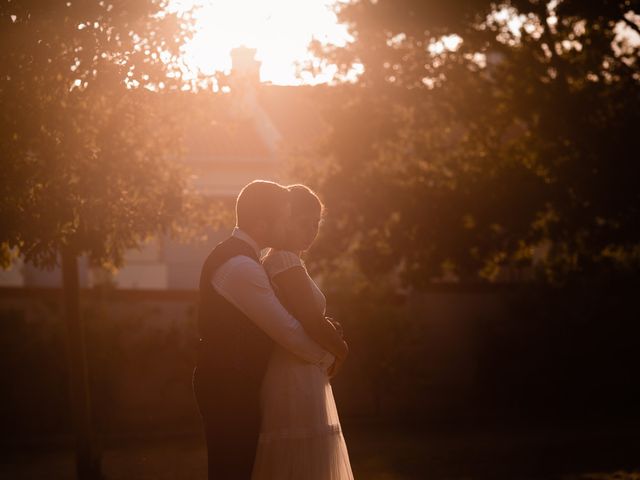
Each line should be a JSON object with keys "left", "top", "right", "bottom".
{"left": 622, "top": 16, "right": 640, "bottom": 38}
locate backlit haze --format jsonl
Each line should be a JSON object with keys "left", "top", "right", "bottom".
{"left": 166, "top": 0, "right": 354, "bottom": 86}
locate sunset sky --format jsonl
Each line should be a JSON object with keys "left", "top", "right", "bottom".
{"left": 167, "top": 0, "right": 352, "bottom": 85}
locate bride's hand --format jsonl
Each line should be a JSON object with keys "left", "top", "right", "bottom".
{"left": 325, "top": 316, "right": 344, "bottom": 338}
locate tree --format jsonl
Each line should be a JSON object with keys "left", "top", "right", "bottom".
{"left": 299, "top": 0, "right": 640, "bottom": 287}
{"left": 0, "top": 2, "right": 214, "bottom": 478}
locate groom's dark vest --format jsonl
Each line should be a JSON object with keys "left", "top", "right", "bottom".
{"left": 196, "top": 236, "right": 274, "bottom": 391}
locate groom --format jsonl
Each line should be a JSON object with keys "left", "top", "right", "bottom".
{"left": 193, "top": 180, "right": 336, "bottom": 480}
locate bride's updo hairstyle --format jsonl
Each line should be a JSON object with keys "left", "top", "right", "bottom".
{"left": 287, "top": 184, "right": 324, "bottom": 220}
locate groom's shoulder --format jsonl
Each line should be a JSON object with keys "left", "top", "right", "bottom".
{"left": 203, "top": 237, "right": 253, "bottom": 265}
{"left": 203, "top": 236, "right": 258, "bottom": 278}
{"left": 223, "top": 254, "right": 262, "bottom": 270}
{"left": 212, "top": 237, "right": 263, "bottom": 273}
{"left": 214, "top": 254, "right": 268, "bottom": 288}
{"left": 214, "top": 235, "right": 258, "bottom": 257}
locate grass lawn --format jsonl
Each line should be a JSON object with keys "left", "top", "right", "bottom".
{"left": 1, "top": 421, "right": 639, "bottom": 479}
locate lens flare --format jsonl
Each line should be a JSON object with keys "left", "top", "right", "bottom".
{"left": 167, "top": 0, "right": 352, "bottom": 85}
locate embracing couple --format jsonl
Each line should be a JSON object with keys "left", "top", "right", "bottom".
{"left": 193, "top": 180, "right": 354, "bottom": 479}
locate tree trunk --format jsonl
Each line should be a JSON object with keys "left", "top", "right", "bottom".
{"left": 62, "top": 248, "right": 102, "bottom": 480}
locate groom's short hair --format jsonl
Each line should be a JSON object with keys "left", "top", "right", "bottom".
{"left": 236, "top": 180, "right": 289, "bottom": 229}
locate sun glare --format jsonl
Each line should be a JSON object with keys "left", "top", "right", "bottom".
{"left": 167, "top": 0, "right": 352, "bottom": 86}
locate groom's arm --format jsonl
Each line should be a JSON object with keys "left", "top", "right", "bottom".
{"left": 211, "top": 255, "right": 335, "bottom": 369}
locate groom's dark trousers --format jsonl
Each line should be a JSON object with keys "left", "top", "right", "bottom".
{"left": 193, "top": 237, "right": 273, "bottom": 480}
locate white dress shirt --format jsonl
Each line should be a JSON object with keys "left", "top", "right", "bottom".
{"left": 210, "top": 227, "right": 335, "bottom": 370}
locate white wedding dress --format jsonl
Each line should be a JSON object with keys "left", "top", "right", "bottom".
{"left": 251, "top": 250, "right": 354, "bottom": 480}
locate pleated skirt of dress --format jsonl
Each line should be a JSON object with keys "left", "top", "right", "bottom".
{"left": 251, "top": 349, "right": 354, "bottom": 480}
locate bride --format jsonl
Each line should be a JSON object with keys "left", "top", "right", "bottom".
{"left": 251, "top": 184, "right": 354, "bottom": 480}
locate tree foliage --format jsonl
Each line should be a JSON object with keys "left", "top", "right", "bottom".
{"left": 0, "top": 0, "right": 216, "bottom": 270}
{"left": 0, "top": 2, "right": 220, "bottom": 477}
{"left": 300, "top": 0, "right": 640, "bottom": 286}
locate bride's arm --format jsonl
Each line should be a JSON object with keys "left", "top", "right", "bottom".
{"left": 271, "top": 266, "right": 348, "bottom": 361}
